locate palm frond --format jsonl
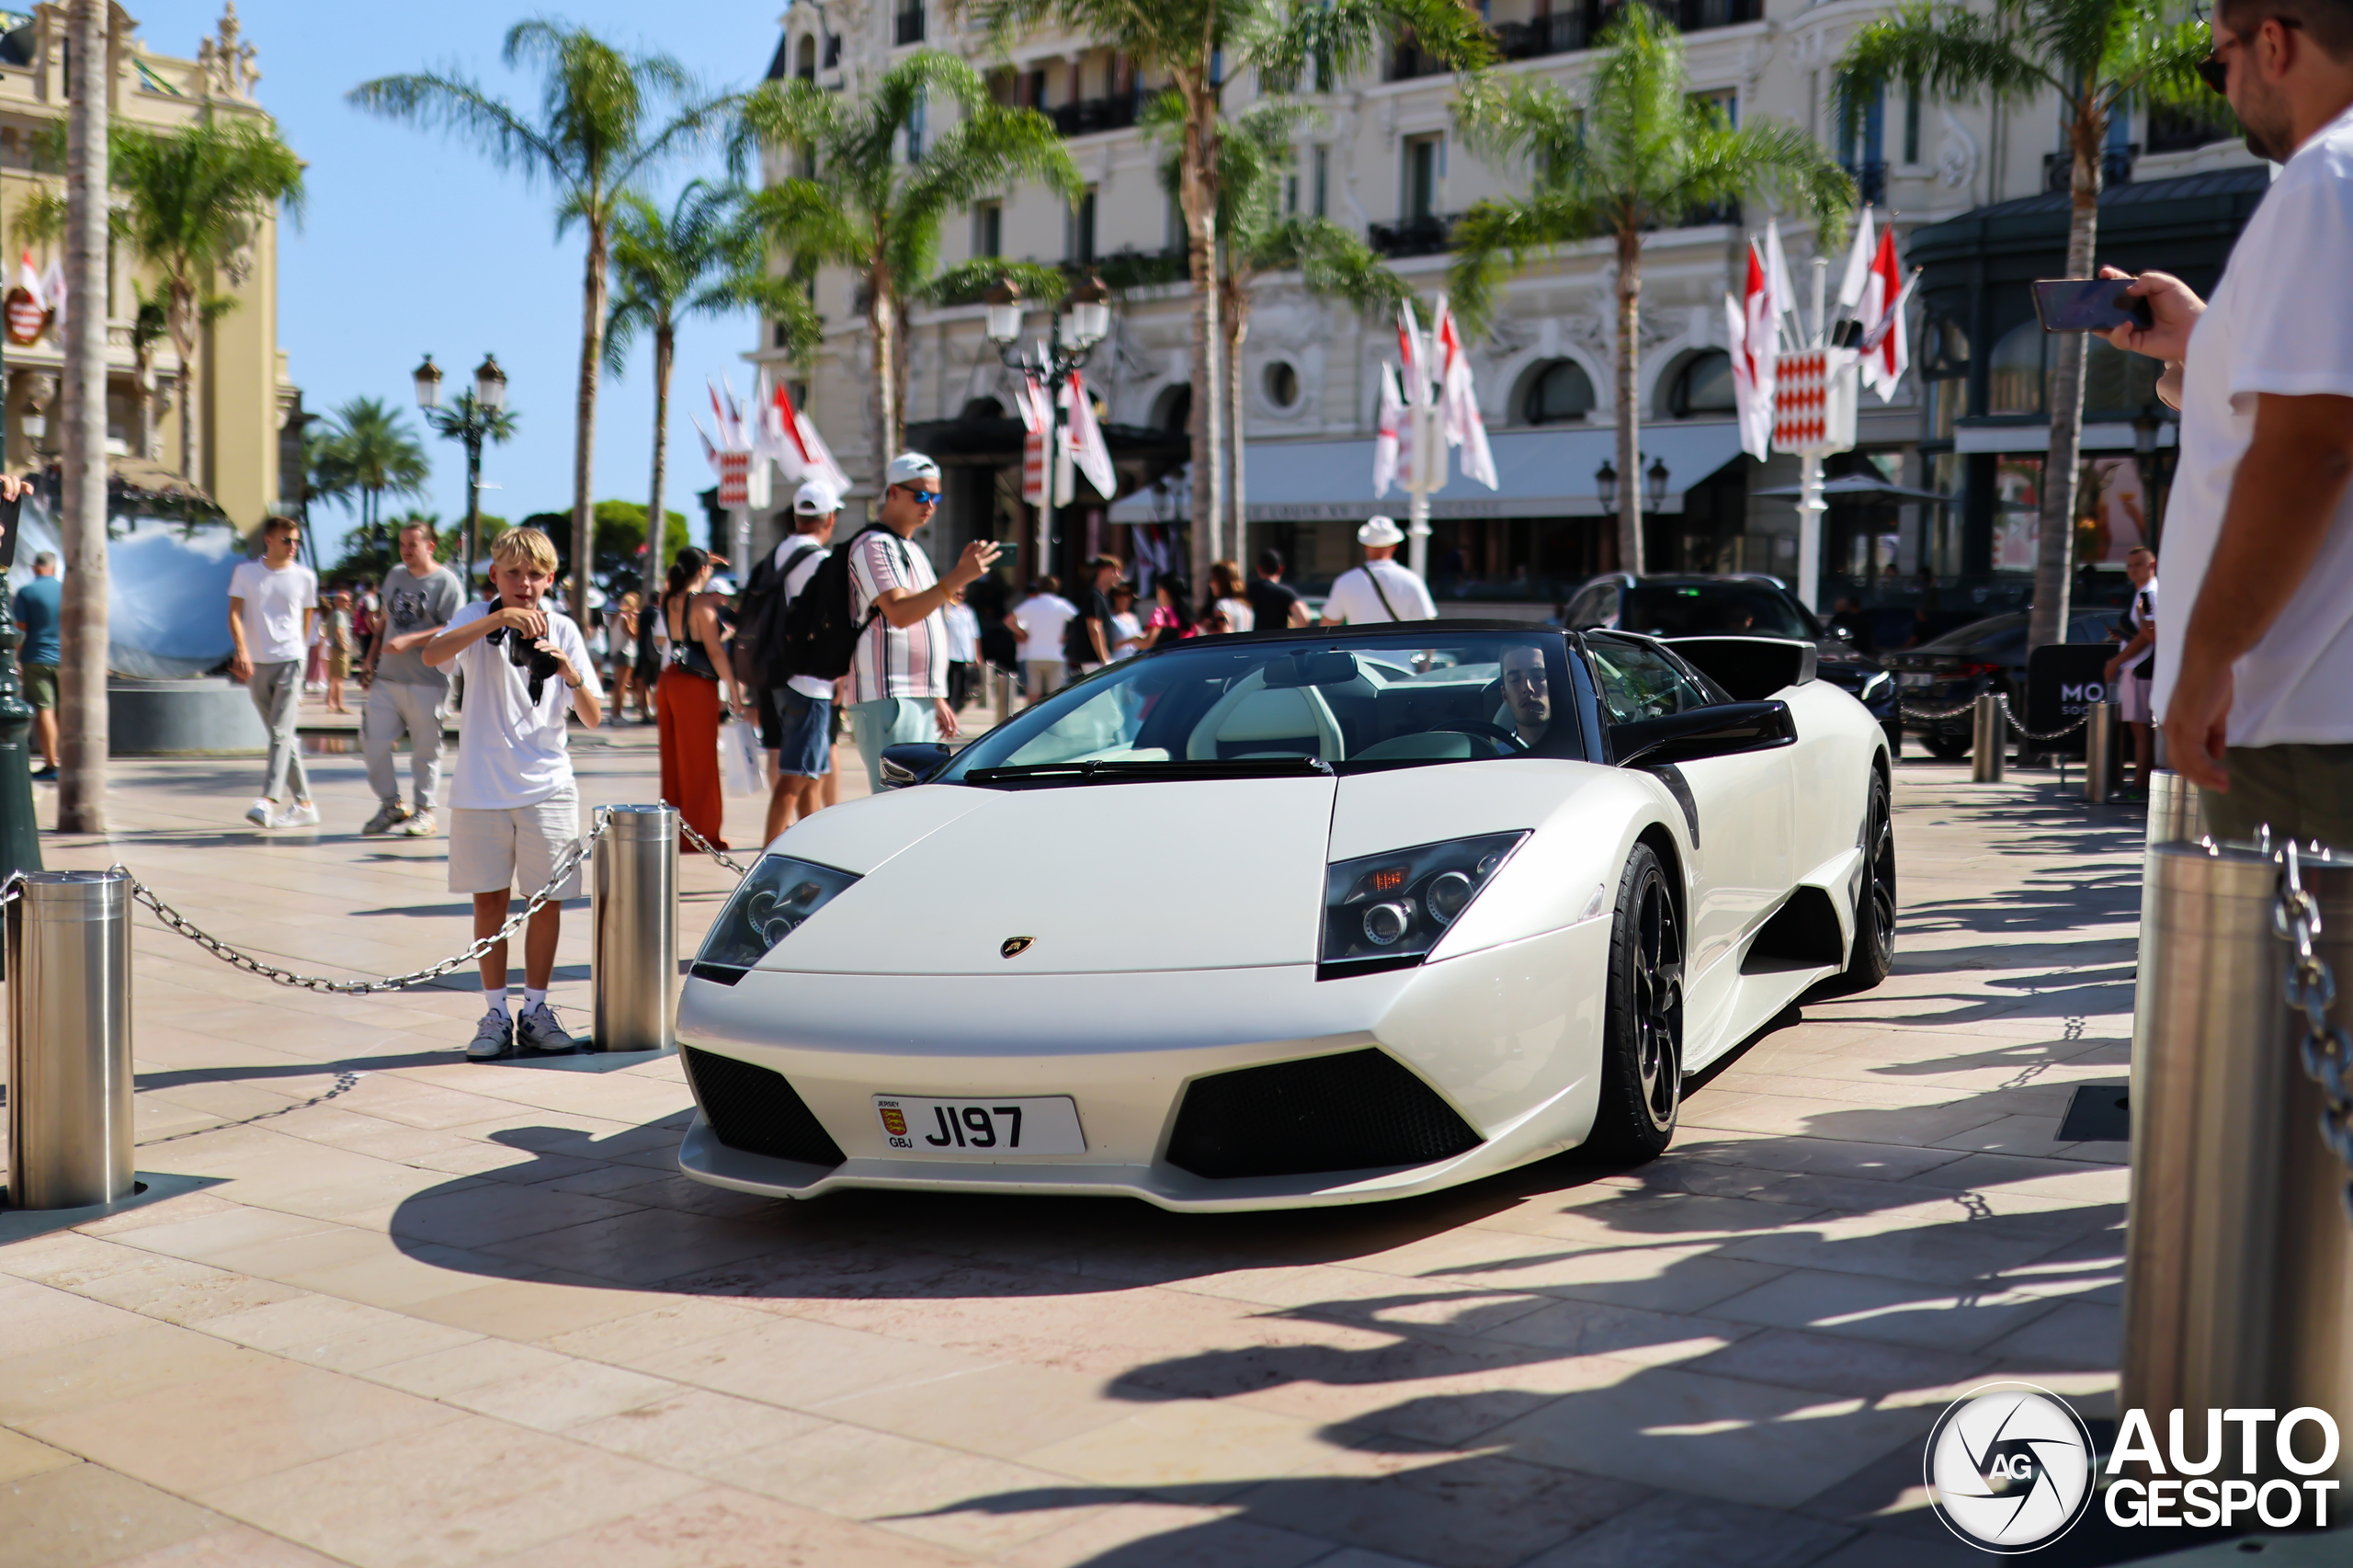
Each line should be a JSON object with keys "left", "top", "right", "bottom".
{"left": 1834, "top": 3, "right": 2060, "bottom": 137}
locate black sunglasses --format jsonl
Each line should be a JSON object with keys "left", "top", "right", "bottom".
{"left": 2199, "top": 12, "right": 2302, "bottom": 94}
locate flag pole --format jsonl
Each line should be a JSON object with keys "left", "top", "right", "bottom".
{"left": 1796, "top": 255, "right": 1831, "bottom": 612}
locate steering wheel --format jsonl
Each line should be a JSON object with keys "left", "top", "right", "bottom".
{"left": 1428, "top": 721, "right": 1529, "bottom": 753}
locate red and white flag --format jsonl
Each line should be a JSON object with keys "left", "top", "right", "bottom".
{"left": 1433, "top": 297, "right": 1496, "bottom": 491}
{"left": 1726, "top": 241, "right": 1775, "bottom": 460}
{"left": 1015, "top": 372, "right": 1050, "bottom": 506}
{"left": 1373, "top": 362, "right": 1407, "bottom": 496}
{"left": 1397, "top": 301, "right": 1431, "bottom": 408}
{"left": 1062, "top": 371, "right": 1115, "bottom": 500}
{"left": 1855, "top": 227, "right": 1912, "bottom": 403}
{"left": 17, "top": 249, "right": 43, "bottom": 308}
{"left": 39, "top": 257, "right": 63, "bottom": 333}
{"left": 1836, "top": 207, "right": 1877, "bottom": 314}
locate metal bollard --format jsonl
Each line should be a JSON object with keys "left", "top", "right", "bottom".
{"left": 6, "top": 870, "right": 132, "bottom": 1210}
{"left": 1970, "top": 692, "right": 2006, "bottom": 782}
{"left": 2121, "top": 842, "right": 2353, "bottom": 1480}
{"left": 2146, "top": 769, "right": 2206, "bottom": 848}
{"left": 591, "top": 805, "right": 677, "bottom": 1054}
{"left": 2084, "top": 700, "right": 2119, "bottom": 802}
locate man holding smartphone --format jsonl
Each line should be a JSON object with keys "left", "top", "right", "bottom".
{"left": 2099, "top": 0, "right": 2353, "bottom": 846}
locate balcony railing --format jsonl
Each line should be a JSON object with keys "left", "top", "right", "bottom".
{"left": 1051, "top": 91, "right": 1139, "bottom": 137}
{"left": 2043, "top": 145, "right": 2137, "bottom": 193}
{"left": 1393, "top": 0, "right": 1761, "bottom": 80}
{"left": 1370, "top": 215, "right": 1454, "bottom": 257}
{"left": 2147, "top": 105, "right": 2231, "bottom": 154}
{"left": 1844, "top": 159, "right": 1887, "bottom": 206}
{"left": 1495, "top": 9, "right": 1594, "bottom": 60}
{"left": 894, "top": 7, "right": 925, "bottom": 45}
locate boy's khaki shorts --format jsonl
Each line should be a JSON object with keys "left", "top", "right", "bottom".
{"left": 448, "top": 788, "right": 583, "bottom": 899}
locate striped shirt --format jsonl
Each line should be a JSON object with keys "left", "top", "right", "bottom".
{"left": 847, "top": 527, "right": 947, "bottom": 702}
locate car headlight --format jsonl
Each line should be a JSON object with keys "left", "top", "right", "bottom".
{"left": 1859, "top": 671, "right": 1893, "bottom": 703}
{"left": 1320, "top": 831, "right": 1528, "bottom": 978}
{"left": 690, "top": 855, "right": 860, "bottom": 984}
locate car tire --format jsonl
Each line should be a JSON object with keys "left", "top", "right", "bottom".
{"left": 1924, "top": 733, "right": 1970, "bottom": 761}
{"left": 1586, "top": 842, "right": 1683, "bottom": 1164}
{"left": 1826, "top": 767, "right": 1896, "bottom": 994}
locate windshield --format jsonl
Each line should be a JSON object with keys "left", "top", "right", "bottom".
{"left": 1617, "top": 584, "right": 1816, "bottom": 640}
{"left": 941, "top": 632, "right": 1586, "bottom": 783}
{"left": 1914, "top": 611, "right": 2116, "bottom": 659}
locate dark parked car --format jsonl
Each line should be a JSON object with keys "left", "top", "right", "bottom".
{"left": 1561, "top": 574, "right": 1900, "bottom": 753}
{"left": 1877, "top": 609, "right": 2121, "bottom": 759}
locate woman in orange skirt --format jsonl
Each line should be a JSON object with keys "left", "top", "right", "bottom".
{"left": 654, "top": 547, "right": 744, "bottom": 851}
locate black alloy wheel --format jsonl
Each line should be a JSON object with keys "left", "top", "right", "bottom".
{"left": 1829, "top": 767, "right": 1896, "bottom": 993}
{"left": 1588, "top": 843, "right": 1683, "bottom": 1162}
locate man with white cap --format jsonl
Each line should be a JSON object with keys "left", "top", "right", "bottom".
{"left": 1322, "top": 516, "right": 1438, "bottom": 625}
{"left": 763, "top": 478, "right": 843, "bottom": 841}
{"left": 847, "top": 451, "right": 1001, "bottom": 790}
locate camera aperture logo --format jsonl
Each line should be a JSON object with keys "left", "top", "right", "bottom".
{"left": 1925, "top": 1382, "right": 2096, "bottom": 1553}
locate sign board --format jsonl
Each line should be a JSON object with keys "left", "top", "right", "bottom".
{"left": 715, "top": 450, "right": 769, "bottom": 510}
{"left": 1772, "top": 347, "right": 1858, "bottom": 456}
{"left": 3, "top": 287, "right": 46, "bottom": 347}
{"left": 2025, "top": 642, "right": 2121, "bottom": 760}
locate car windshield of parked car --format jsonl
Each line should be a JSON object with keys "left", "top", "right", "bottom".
{"left": 1913, "top": 610, "right": 2116, "bottom": 661}
{"left": 940, "top": 632, "right": 1585, "bottom": 782}
{"left": 1613, "top": 585, "right": 1815, "bottom": 640}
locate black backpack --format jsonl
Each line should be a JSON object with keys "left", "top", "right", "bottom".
{"left": 736, "top": 535, "right": 824, "bottom": 690}
{"left": 774, "top": 525, "right": 889, "bottom": 683}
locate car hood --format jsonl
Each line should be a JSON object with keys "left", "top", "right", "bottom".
{"left": 753, "top": 776, "right": 1339, "bottom": 975}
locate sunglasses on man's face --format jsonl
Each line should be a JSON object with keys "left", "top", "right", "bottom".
{"left": 2199, "top": 12, "right": 2303, "bottom": 93}
{"left": 900, "top": 487, "right": 942, "bottom": 506}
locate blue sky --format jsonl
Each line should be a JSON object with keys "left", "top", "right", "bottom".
{"left": 136, "top": 3, "right": 784, "bottom": 562}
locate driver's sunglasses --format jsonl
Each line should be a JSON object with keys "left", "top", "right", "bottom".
{"left": 2198, "top": 12, "right": 2302, "bottom": 94}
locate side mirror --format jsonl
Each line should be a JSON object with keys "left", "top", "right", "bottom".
{"left": 878, "top": 741, "right": 953, "bottom": 789}
{"left": 1610, "top": 700, "right": 1795, "bottom": 768}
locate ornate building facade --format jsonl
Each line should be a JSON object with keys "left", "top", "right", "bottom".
{"left": 753, "top": 0, "right": 2254, "bottom": 604}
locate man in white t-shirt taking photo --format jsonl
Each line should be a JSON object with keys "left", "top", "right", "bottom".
{"left": 227, "top": 516, "right": 321, "bottom": 829}
{"left": 766, "top": 479, "right": 841, "bottom": 842}
{"left": 2101, "top": 0, "right": 2353, "bottom": 845}
{"left": 421, "top": 527, "right": 604, "bottom": 1060}
{"left": 847, "top": 451, "right": 1000, "bottom": 791}
{"left": 1322, "top": 516, "right": 1438, "bottom": 624}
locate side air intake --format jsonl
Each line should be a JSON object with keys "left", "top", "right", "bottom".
{"left": 682, "top": 1046, "right": 846, "bottom": 1168}
{"left": 1166, "top": 1049, "right": 1481, "bottom": 1179}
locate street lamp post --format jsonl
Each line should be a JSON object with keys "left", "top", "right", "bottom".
{"left": 984, "top": 275, "right": 1108, "bottom": 585}
{"left": 1595, "top": 457, "right": 1671, "bottom": 572}
{"left": 415, "top": 353, "right": 508, "bottom": 585}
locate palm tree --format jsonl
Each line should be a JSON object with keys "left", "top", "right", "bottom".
{"left": 1836, "top": 0, "right": 2207, "bottom": 649}
{"left": 959, "top": 0, "right": 1490, "bottom": 585}
{"left": 607, "top": 180, "right": 815, "bottom": 608}
{"left": 22, "top": 114, "right": 305, "bottom": 490}
{"left": 1450, "top": 6, "right": 1850, "bottom": 577}
{"left": 56, "top": 0, "right": 108, "bottom": 834}
{"left": 1150, "top": 98, "right": 1410, "bottom": 547}
{"left": 309, "top": 397, "right": 431, "bottom": 549}
{"left": 735, "top": 52, "right": 1079, "bottom": 474}
{"left": 353, "top": 21, "right": 734, "bottom": 621}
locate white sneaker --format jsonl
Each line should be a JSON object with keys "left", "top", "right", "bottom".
{"left": 466, "top": 1011, "right": 513, "bottom": 1061}
{"left": 395, "top": 811, "right": 437, "bottom": 838}
{"left": 244, "top": 797, "right": 275, "bottom": 827}
{"left": 274, "top": 800, "right": 321, "bottom": 829}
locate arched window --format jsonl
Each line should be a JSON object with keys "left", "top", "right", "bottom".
{"left": 1152, "top": 382, "right": 1192, "bottom": 435}
{"left": 1521, "top": 358, "right": 1595, "bottom": 425}
{"left": 1666, "top": 350, "right": 1736, "bottom": 418}
{"left": 1987, "top": 321, "right": 2046, "bottom": 415}
{"left": 795, "top": 35, "right": 816, "bottom": 81}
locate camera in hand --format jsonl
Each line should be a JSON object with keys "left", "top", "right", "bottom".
{"left": 483, "top": 600, "right": 564, "bottom": 704}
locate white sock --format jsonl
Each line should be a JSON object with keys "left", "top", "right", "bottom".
{"left": 483, "top": 990, "right": 510, "bottom": 1018}
{"left": 524, "top": 987, "right": 548, "bottom": 1015}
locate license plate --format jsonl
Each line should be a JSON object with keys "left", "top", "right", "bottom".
{"left": 1899, "top": 673, "right": 1935, "bottom": 687}
{"left": 873, "top": 1096, "right": 1086, "bottom": 1155}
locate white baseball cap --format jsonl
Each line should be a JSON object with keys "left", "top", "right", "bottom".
{"left": 884, "top": 451, "right": 942, "bottom": 489}
{"left": 1358, "top": 516, "right": 1405, "bottom": 548}
{"left": 793, "top": 479, "right": 841, "bottom": 516}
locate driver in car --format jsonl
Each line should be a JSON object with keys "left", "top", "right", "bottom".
{"left": 1500, "top": 644, "right": 1553, "bottom": 748}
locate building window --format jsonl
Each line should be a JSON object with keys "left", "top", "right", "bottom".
{"left": 796, "top": 36, "right": 816, "bottom": 82}
{"left": 1838, "top": 85, "right": 1885, "bottom": 204}
{"left": 1522, "top": 359, "right": 1595, "bottom": 425}
{"left": 1285, "top": 168, "right": 1299, "bottom": 214}
{"left": 824, "top": 32, "right": 841, "bottom": 68}
{"left": 1263, "top": 360, "right": 1300, "bottom": 410}
{"left": 1403, "top": 134, "right": 1442, "bottom": 222}
{"left": 1070, "top": 186, "right": 1097, "bottom": 265}
{"left": 974, "top": 201, "right": 1002, "bottom": 257}
{"left": 1987, "top": 321, "right": 2047, "bottom": 415}
{"left": 1666, "top": 352, "right": 1737, "bottom": 418}
{"left": 1692, "top": 88, "right": 1737, "bottom": 127}
{"left": 905, "top": 91, "right": 927, "bottom": 161}
{"left": 1312, "top": 146, "right": 1328, "bottom": 217}
{"left": 1904, "top": 84, "right": 1922, "bottom": 164}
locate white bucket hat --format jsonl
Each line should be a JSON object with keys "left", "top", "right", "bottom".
{"left": 1358, "top": 516, "right": 1405, "bottom": 548}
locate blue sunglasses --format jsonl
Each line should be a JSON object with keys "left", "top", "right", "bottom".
{"left": 897, "top": 486, "right": 942, "bottom": 505}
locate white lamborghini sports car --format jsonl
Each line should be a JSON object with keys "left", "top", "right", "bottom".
{"left": 674, "top": 622, "right": 1894, "bottom": 1212}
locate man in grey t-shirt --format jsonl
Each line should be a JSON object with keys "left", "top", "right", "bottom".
{"left": 360, "top": 522, "right": 463, "bottom": 836}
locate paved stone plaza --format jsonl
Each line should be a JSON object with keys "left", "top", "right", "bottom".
{"left": 0, "top": 731, "right": 2141, "bottom": 1568}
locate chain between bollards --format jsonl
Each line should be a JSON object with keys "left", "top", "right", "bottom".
{"left": 2272, "top": 840, "right": 2353, "bottom": 1224}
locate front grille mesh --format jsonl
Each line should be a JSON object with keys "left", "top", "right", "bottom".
{"left": 682, "top": 1046, "right": 846, "bottom": 1168}
{"left": 1166, "top": 1049, "right": 1481, "bottom": 1180}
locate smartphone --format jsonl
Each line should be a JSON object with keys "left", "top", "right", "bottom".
{"left": 2033, "top": 278, "right": 2154, "bottom": 333}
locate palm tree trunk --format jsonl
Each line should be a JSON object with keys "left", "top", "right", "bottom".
{"left": 1181, "top": 76, "right": 1224, "bottom": 588}
{"left": 174, "top": 317, "right": 199, "bottom": 484}
{"left": 2029, "top": 116, "right": 2101, "bottom": 654}
{"left": 1225, "top": 278, "right": 1248, "bottom": 564}
{"left": 1614, "top": 229, "right": 1643, "bottom": 576}
{"left": 643, "top": 321, "right": 674, "bottom": 611}
{"left": 572, "top": 217, "right": 609, "bottom": 610}
{"left": 58, "top": 0, "right": 108, "bottom": 833}
{"left": 869, "top": 267, "right": 899, "bottom": 477}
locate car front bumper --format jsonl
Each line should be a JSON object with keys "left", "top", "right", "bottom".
{"left": 672, "top": 920, "right": 1611, "bottom": 1212}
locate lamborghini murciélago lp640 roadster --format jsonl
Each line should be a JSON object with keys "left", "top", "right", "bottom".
{"left": 673, "top": 622, "right": 1894, "bottom": 1211}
